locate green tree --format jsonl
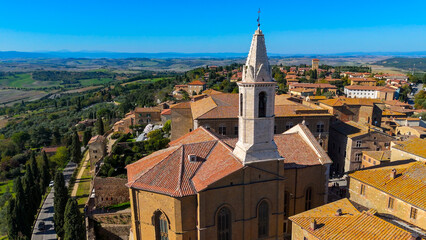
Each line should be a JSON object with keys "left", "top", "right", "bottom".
{"left": 7, "top": 197, "right": 18, "bottom": 240}
{"left": 54, "top": 172, "right": 68, "bottom": 239}
{"left": 63, "top": 198, "right": 85, "bottom": 240}
{"left": 96, "top": 117, "right": 105, "bottom": 135}
{"left": 70, "top": 131, "right": 81, "bottom": 163}
{"left": 315, "top": 88, "right": 322, "bottom": 96}
{"left": 181, "top": 91, "right": 190, "bottom": 100}
{"left": 40, "top": 151, "right": 51, "bottom": 192}
{"left": 163, "top": 120, "right": 171, "bottom": 135}
{"left": 10, "top": 177, "right": 31, "bottom": 239}
{"left": 23, "top": 164, "right": 40, "bottom": 219}
{"left": 82, "top": 128, "right": 92, "bottom": 146}
{"left": 10, "top": 131, "right": 30, "bottom": 150}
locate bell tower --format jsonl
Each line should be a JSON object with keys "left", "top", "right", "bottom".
{"left": 233, "top": 21, "right": 281, "bottom": 164}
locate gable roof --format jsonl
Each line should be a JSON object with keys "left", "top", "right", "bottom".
{"left": 319, "top": 97, "right": 382, "bottom": 107}
{"left": 127, "top": 124, "right": 331, "bottom": 197}
{"left": 289, "top": 198, "right": 413, "bottom": 240}
{"left": 188, "top": 80, "right": 206, "bottom": 85}
{"left": 391, "top": 138, "right": 426, "bottom": 159}
{"left": 350, "top": 162, "right": 426, "bottom": 210}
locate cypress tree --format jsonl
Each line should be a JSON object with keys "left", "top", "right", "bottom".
{"left": 96, "top": 117, "right": 104, "bottom": 135}
{"left": 29, "top": 152, "right": 40, "bottom": 187}
{"left": 13, "top": 177, "right": 31, "bottom": 239}
{"left": 7, "top": 197, "right": 18, "bottom": 240}
{"left": 63, "top": 198, "right": 85, "bottom": 240}
{"left": 40, "top": 151, "right": 51, "bottom": 194}
{"left": 82, "top": 128, "right": 92, "bottom": 146}
{"left": 71, "top": 131, "right": 81, "bottom": 163}
{"left": 54, "top": 172, "right": 68, "bottom": 239}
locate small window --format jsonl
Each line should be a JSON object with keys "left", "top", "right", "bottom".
{"left": 234, "top": 126, "right": 238, "bottom": 136}
{"left": 258, "top": 201, "right": 269, "bottom": 238}
{"left": 240, "top": 93, "right": 243, "bottom": 116}
{"left": 410, "top": 207, "right": 417, "bottom": 220}
{"left": 388, "top": 197, "right": 394, "bottom": 209}
{"left": 305, "top": 187, "right": 312, "bottom": 210}
{"left": 218, "top": 207, "right": 231, "bottom": 240}
{"left": 360, "top": 184, "right": 366, "bottom": 196}
{"left": 258, "top": 92, "right": 267, "bottom": 118}
{"left": 356, "top": 140, "right": 362, "bottom": 148}
{"left": 219, "top": 126, "right": 227, "bottom": 136}
{"left": 316, "top": 122, "right": 324, "bottom": 133}
{"left": 355, "top": 153, "right": 362, "bottom": 162}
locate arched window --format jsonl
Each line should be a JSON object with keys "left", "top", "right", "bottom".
{"left": 258, "top": 201, "right": 269, "bottom": 238}
{"left": 217, "top": 207, "right": 231, "bottom": 240}
{"left": 154, "top": 211, "right": 169, "bottom": 240}
{"left": 258, "top": 92, "right": 267, "bottom": 118}
{"left": 240, "top": 93, "right": 243, "bottom": 116}
{"left": 305, "top": 187, "right": 312, "bottom": 210}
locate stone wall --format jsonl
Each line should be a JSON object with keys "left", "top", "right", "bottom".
{"left": 349, "top": 177, "right": 425, "bottom": 230}
{"left": 94, "top": 177, "right": 129, "bottom": 208}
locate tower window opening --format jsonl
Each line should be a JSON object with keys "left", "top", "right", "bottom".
{"left": 259, "top": 92, "right": 266, "bottom": 118}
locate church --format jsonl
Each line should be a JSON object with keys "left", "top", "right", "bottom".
{"left": 126, "top": 24, "right": 332, "bottom": 240}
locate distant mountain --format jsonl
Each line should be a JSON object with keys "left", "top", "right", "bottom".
{"left": 0, "top": 50, "right": 425, "bottom": 59}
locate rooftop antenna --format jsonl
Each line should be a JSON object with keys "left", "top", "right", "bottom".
{"left": 257, "top": 8, "right": 261, "bottom": 29}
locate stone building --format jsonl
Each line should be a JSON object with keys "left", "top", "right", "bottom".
{"left": 288, "top": 83, "right": 337, "bottom": 95}
{"left": 170, "top": 93, "right": 332, "bottom": 151}
{"left": 328, "top": 121, "right": 395, "bottom": 174}
{"left": 350, "top": 78, "right": 377, "bottom": 86}
{"left": 134, "top": 107, "right": 162, "bottom": 125}
{"left": 344, "top": 85, "right": 395, "bottom": 101}
{"left": 126, "top": 26, "right": 332, "bottom": 240}
{"left": 318, "top": 98, "right": 384, "bottom": 126}
{"left": 396, "top": 125, "right": 426, "bottom": 139}
{"left": 390, "top": 138, "right": 426, "bottom": 162}
{"left": 349, "top": 161, "right": 426, "bottom": 232}
{"left": 88, "top": 135, "right": 106, "bottom": 171}
{"left": 289, "top": 198, "right": 414, "bottom": 240}
{"left": 113, "top": 112, "right": 135, "bottom": 134}
{"left": 311, "top": 58, "right": 319, "bottom": 71}
{"left": 361, "top": 150, "right": 391, "bottom": 168}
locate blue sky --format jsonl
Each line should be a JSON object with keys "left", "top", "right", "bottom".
{"left": 0, "top": 0, "right": 425, "bottom": 54}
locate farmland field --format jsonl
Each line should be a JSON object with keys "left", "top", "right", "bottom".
{"left": 0, "top": 89, "right": 48, "bottom": 106}
{"left": 0, "top": 73, "right": 59, "bottom": 88}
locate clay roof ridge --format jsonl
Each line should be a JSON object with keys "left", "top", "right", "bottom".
{"left": 175, "top": 144, "right": 185, "bottom": 197}
{"left": 188, "top": 141, "right": 219, "bottom": 192}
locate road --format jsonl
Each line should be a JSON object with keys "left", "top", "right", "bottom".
{"left": 31, "top": 161, "right": 77, "bottom": 240}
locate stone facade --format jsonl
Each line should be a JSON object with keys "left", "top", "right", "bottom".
{"left": 93, "top": 177, "right": 130, "bottom": 208}
{"left": 328, "top": 121, "right": 394, "bottom": 174}
{"left": 88, "top": 135, "right": 106, "bottom": 171}
{"left": 134, "top": 107, "right": 161, "bottom": 125}
{"left": 349, "top": 171, "right": 425, "bottom": 230}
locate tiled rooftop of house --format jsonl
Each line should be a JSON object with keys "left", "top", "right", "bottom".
{"left": 391, "top": 138, "right": 426, "bottom": 159}
{"left": 88, "top": 135, "right": 105, "bottom": 144}
{"left": 289, "top": 198, "right": 413, "bottom": 240}
{"left": 345, "top": 85, "right": 395, "bottom": 92}
{"left": 188, "top": 80, "right": 206, "bottom": 85}
{"left": 188, "top": 92, "right": 331, "bottom": 120}
{"left": 319, "top": 97, "right": 382, "bottom": 107}
{"left": 362, "top": 150, "right": 391, "bottom": 161}
{"left": 350, "top": 161, "right": 426, "bottom": 210}
{"left": 126, "top": 124, "right": 331, "bottom": 197}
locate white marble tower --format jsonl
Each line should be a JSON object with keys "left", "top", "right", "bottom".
{"left": 232, "top": 25, "right": 282, "bottom": 164}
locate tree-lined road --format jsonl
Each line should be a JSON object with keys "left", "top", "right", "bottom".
{"left": 31, "top": 162, "right": 77, "bottom": 240}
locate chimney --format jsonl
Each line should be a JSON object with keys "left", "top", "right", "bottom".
{"left": 390, "top": 169, "right": 397, "bottom": 179}
{"left": 310, "top": 219, "right": 317, "bottom": 231}
{"left": 335, "top": 208, "right": 343, "bottom": 216}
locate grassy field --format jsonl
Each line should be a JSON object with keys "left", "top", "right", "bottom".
{"left": 0, "top": 89, "right": 48, "bottom": 106}
{"left": 75, "top": 162, "right": 92, "bottom": 213}
{"left": 0, "top": 73, "right": 59, "bottom": 88}
{"left": 0, "top": 180, "right": 13, "bottom": 196}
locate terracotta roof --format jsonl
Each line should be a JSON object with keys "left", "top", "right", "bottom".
{"left": 42, "top": 146, "right": 59, "bottom": 153}
{"left": 290, "top": 88, "right": 315, "bottom": 93}
{"left": 290, "top": 83, "right": 337, "bottom": 89}
{"left": 188, "top": 80, "right": 206, "bottom": 85}
{"left": 350, "top": 161, "right": 426, "bottom": 210}
{"left": 134, "top": 107, "right": 161, "bottom": 113}
{"left": 202, "top": 89, "right": 223, "bottom": 95}
{"left": 189, "top": 93, "right": 330, "bottom": 119}
{"left": 290, "top": 198, "right": 412, "bottom": 240}
{"left": 331, "top": 121, "right": 369, "bottom": 138}
{"left": 392, "top": 138, "right": 426, "bottom": 159}
{"left": 88, "top": 135, "right": 105, "bottom": 144}
{"left": 161, "top": 109, "right": 171, "bottom": 115}
{"left": 319, "top": 97, "right": 382, "bottom": 107}
{"left": 382, "top": 109, "right": 406, "bottom": 116}
{"left": 170, "top": 101, "right": 191, "bottom": 109}
{"left": 127, "top": 124, "right": 331, "bottom": 197}
{"left": 345, "top": 85, "right": 395, "bottom": 92}
{"left": 362, "top": 150, "right": 391, "bottom": 161}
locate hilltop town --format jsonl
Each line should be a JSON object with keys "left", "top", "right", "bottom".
{"left": 0, "top": 25, "right": 426, "bottom": 240}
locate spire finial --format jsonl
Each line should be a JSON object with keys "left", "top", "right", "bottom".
{"left": 257, "top": 8, "right": 261, "bottom": 29}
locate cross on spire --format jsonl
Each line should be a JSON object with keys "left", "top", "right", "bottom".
{"left": 257, "top": 8, "right": 261, "bottom": 28}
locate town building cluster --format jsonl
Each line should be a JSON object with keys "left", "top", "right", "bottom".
{"left": 79, "top": 25, "right": 425, "bottom": 240}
